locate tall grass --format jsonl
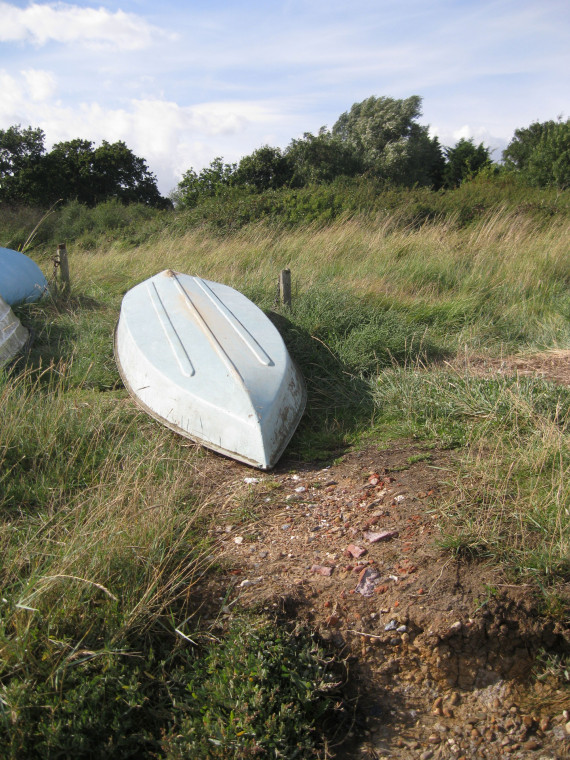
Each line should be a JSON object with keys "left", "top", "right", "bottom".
{"left": 0, "top": 360, "right": 345, "bottom": 756}
{"left": 54, "top": 201, "right": 569, "bottom": 355}
{"left": 0, "top": 361, "right": 211, "bottom": 640}
{"left": 1, "top": 188, "right": 569, "bottom": 753}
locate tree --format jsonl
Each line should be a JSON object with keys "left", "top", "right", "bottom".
{"left": 503, "top": 118, "right": 570, "bottom": 189}
{"left": 176, "top": 157, "right": 237, "bottom": 208}
{"left": 0, "top": 126, "right": 168, "bottom": 208}
{"left": 502, "top": 121, "right": 548, "bottom": 172}
{"left": 332, "top": 95, "right": 444, "bottom": 187}
{"left": 90, "top": 140, "right": 167, "bottom": 207}
{"left": 285, "top": 128, "right": 362, "bottom": 186}
{"left": 47, "top": 138, "right": 96, "bottom": 203}
{"left": 0, "top": 125, "right": 48, "bottom": 205}
{"left": 442, "top": 138, "right": 492, "bottom": 188}
{"left": 235, "top": 146, "right": 292, "bottom": 192}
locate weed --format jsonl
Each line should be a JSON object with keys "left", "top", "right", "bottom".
{"left": 406, "top": 453, "right": 432, "bottom": 465}
{"left": 534, "top": 650, "right": 570, "bottom": 684}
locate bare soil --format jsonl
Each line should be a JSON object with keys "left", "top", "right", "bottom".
{"left": 189, "top": 352, "right": 570, "bottom": 759}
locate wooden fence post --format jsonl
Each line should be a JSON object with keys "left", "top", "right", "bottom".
{"left": 56, "top": 243, "right": 70, "bottom": 294}
{"left": 279, "top": 269, "right": 291, "bottom": 308}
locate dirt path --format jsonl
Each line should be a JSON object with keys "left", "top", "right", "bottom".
{"left": 189, "top": 352, "right": 570, "bottom": 759}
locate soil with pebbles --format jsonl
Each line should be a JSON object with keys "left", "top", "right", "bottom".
{"left": 187, "top": 352, "right": 570, "bottom": 759}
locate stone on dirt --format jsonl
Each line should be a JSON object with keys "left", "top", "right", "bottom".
{"left": 363, "top": 529, "right": 399, "bottom": 543}
{"left": 355, "top": 566, "right": 382, "bottom": 596}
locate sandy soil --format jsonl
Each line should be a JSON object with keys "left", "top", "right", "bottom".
{"left": 188, "top": 351, "right": 570, "bottom": 759}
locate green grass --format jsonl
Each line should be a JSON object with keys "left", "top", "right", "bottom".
{"left": 0, "top": 361, "right": 348, "bottom": 758}
{"left": 0, "top": 183, "right": 569, "bottom": 754}
{"left": 372, "top": 367, "right": 570, "bottom": 582}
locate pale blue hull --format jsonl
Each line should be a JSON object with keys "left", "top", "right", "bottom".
{"left": 0, "top": 247, "right": 48, "bottom": 306}
{"left": 115, "top": 270, "right": 306, "bottom": 469}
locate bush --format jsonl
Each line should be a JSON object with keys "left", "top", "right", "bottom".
{"left": 161, "top": 618, "right": 346, "bottom": 759}
{"left": 0, "top": 617, "right": 345, "bottom": 760}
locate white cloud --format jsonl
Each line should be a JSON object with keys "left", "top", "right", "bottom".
{"left": 0, "top": 1, "right": 170, "bottom": 50}
{"left": 429, "top": 124, "right": 507, "bottom": 160}
{"left": 21, "top": 69, "right": 57, "bottom": 101}
{"left": 0, "top": 68, "right": 58, "bottom": 120}
{"left": 0, "top": 70, "right": 23, "bottom": 115}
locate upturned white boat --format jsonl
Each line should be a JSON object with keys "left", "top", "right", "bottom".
{"left": 115, "top": 270, "right": 306, "bottom": 469}
{"left": 0, "top": 295, "right": 29, "bottom": 366}
{"left": 0, "top": 247, "right": 48, "bottom": 306}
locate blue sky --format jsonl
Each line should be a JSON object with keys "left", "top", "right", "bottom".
{"left": 1, "top": 0, "right": 568, "bottom": 195}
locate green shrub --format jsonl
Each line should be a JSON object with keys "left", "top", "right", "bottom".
{"left": 0, "top": 618, "right": 345, "bottom": 760}
{"left": 162, "top": 618, "right": 346, "bottom": 759}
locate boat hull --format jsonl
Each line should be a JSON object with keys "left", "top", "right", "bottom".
{"left": 115, "top": 270, "right": 306, "bottom": 469}
{"left": 0, "top": 247, "right": 48, "bottom": 306}
{"left": 0, "top": 295, "right": 29, "bottom": 365}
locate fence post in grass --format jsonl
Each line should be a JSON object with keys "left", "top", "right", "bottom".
{"left": 55, "top": 243, "right": 70, "bottom": 295}
{"left": 279, "top": 269, "right": 292, "bottom": 308}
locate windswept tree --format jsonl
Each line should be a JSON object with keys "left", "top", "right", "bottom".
{"left": 332, "top": 95, "right": 444, "bottom": 187}
{"left": 503, "top": 118, "right": 570, "bottom": 189}
{"left": 442, "top": 138, "right": 492, "bottom": 188}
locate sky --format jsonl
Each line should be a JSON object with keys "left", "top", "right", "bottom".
{"left": 1, "top": 0, "right": 568, "bottom": 196}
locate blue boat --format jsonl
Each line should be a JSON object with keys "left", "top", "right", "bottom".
{"left": 0, "top": 247, "right": 48, "bottom": 306}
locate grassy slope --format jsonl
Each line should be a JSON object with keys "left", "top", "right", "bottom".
{"left": 1, "top": 183, "right": 569, "bottom": 756}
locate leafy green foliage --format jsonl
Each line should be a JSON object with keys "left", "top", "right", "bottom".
{"left": 50, "top": 138, "right": 169, "bottom": 207}
{"left": 0, "top": 125, "right": 49, "bottom": 206}
{"left": 175, "top": 157, "right": 238, "bottom": 208}
{"left": 332, "top": 95, "right": 445, "bottom": 187}
{"left": 503, "top": 118, "right": 570, "bottom": 189}
{"left": 175, "top": 95, "right": 446, "bottom": 206}
{"left": 0, "top": 125, "right": 45, "bottom": 176}
{"left": 1, "top": 171, "right": 568, "bottom": 254}
{"left": 0, "top": 652, "right": 162, "bottom": 759}
{"left": 236, "top": 145, "right": 293, "bottom": 192}
{"left": 0, "top": 127, "right": 169, "bottom": 208}
{"left": 0, "top": 198, "right": 167, "bottom": 251}
{"left": 443, "top": 138, "right": 492, "bottom": 188}
{"left": 0, "top": 611, "right": 344, "bottom": 759}
{"left": 285, "top": 128, "right": 362, "bottom": 185}
{"left": 3, "top": 101, "right": 570, "bottom": 217}
{"left": 162, "top": 619, "right": 345, "bottom": 759}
